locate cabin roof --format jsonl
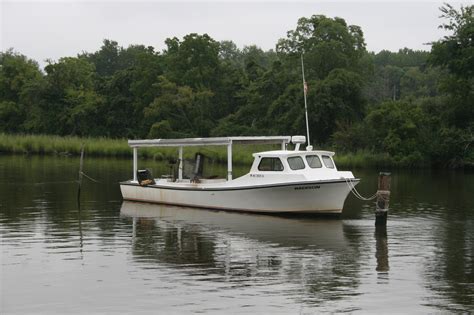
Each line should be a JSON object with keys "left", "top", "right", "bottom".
{"left": 253, "top": 150, "right": 335, "bottom": 157}
{"left": 128, "top": 136, "right": 292, "bottom": 148}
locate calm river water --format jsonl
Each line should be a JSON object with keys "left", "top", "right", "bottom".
{"left": 1, "top": 155, "right": 473, "bottom": 313}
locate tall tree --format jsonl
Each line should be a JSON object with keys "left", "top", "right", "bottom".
{"left": 25, "top": 57, "right": 104, "bottom": 136}
{"left": 0, "top": 50, "right": 42, "bottom": 132}
{"left": 276, "top": 15, "right": 366, "bottom": 79}
{"left": 430, "top": 4, "right": 474, "bottom": 128}
{"left": 429, "top": 4, "right": 474, "bottom": 165}
{"left": 144, "top": 76, "right": 214, "bottom": 138}
{"left": 163, "top": 33, "right": 220, "bottom": 89}
{"left": 95, "top": 44, "right": 164, "bottom": 138}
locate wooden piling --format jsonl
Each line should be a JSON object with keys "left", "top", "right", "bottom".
{"left": 375, "top": 172, "right": 391, "bottom": 226}
{"left": 77, "top": 144, "right": 84, "bottom": 204}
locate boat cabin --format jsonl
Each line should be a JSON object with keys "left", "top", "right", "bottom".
{"left": 251, "top": 150, "right": 337, "bottom": 173}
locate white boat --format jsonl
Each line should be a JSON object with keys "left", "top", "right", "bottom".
{"left": 120, "top": 135, "right": 359, "bottom": 214}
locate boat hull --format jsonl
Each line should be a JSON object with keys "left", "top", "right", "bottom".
{"left": 120, "top": 179, "right": 358, "bottom": 214}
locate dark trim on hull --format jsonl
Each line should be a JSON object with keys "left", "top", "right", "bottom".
{"left": 120, "top": 178, "right": 360, "bottom": 192}
{"left": 122, "top": 197, "right": 343, "bottom": 214}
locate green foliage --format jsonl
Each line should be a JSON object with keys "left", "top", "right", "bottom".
{"left": 0, "top": 101, "right": 22, "bottom": 132}
{"left": 400, "top": 67, "right": 439, "bottom": 99}
{"left": 373, "top": 48, "right": 430, "bottom": 68}
{"left": 148, "top": 120, "right": 173, "bottom": 139}
{"left": 427, "top": 4, "right": 474, "bottom": 165}
{"left": 143, "top": 76, "right": 215, "bottom": 137}
{"left": 29, "top": 57, "right": 104, "bottom": 136}
{"left": 364, "top": 49, "right": 440, "bottom": 104}
{"left": 334, "top": 99, "right": 430, "bottom": 167}
{"left": 366, "top": 100, "right": 427, "bottom": 162}
{"left": 430, "top": 4, "right": 474, "bottom": 79}
{"left": 1, "top": 6, "right": 473, "bottom": 168}
{"left": 0, "top": 50, "right": 42, "bottom": 102}
{"left": 164, "top": 33, "right": 220, "bottom": 89}
{"left": 276, "top": 15, "right": 366, "bottom": 78}
{"left": 0, "top": 50, "right": 43, "bottom": 132}
{"left": 429, "top": 4, "right": 474, "bottom": 129}
{"left": 310, "top": 69, "right": 365, "bottom": 141}
{"left": 84, "top": 41, "right": 164, "bottom": 138}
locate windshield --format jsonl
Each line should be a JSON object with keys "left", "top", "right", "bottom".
{"left": 322, "top": 155, "right": 335, "bottom": 169}
{"left": 287, "top": 156, "right": 305, "bottom": 170}
{"left": 306, "top": 155, "right": 322, "bottom": 168}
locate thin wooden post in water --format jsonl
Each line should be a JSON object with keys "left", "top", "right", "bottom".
{"left": 375, "top": 172, "right": 391, "bottom": 226}
{"left": 77, "top": 144, "right": 85, "bottom": 204}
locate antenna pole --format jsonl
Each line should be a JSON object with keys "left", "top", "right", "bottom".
{"left": 301, "top": 54, "right": 311, "bottom": 148}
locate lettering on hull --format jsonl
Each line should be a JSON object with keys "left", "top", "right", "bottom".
{"left": 294, "top": 185, "right": 320, "bottom": 190}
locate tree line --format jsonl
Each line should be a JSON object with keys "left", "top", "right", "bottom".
{"left": 0, "top": 4, "right": 472, "bottom": 167}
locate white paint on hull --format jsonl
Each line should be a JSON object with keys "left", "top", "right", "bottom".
{"left": 120, "top": 180, "right": 356, "bottom": 214}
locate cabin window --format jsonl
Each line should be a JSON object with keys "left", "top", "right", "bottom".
{"left": 306, "top": 155, "right": 322, "bottom": 168}
{"left": 287, "top": 156, "right": 305, "bottom": 170}
{"left": 258, "top": 157, "right": 284, "bottom": 171}
{"left": 322, "top": 155, "right": 335, "bottom": 169}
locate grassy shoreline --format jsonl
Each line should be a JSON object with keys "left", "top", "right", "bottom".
{"left": 0, "top": 133, "right": 261, "bottom": 165}
{"left": 1, "top": 134, "right": 471, "bottom": 169}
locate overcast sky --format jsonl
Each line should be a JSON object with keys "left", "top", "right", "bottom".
{"left": 1, "top": 1, "right": 470, "bottom": 68}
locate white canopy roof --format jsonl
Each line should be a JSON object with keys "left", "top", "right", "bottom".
{"left": 128, "top": 136, "right": 292, "bottom": 148}
{"left": 254, "top": 150, "right": 335, "bottom": 157}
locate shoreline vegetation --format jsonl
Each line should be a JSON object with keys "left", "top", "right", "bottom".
{"left": 1, "top": 134, "right": 472, "bottom": 169}
{"left": 1, "top": 6, "right": 472, "bottom": 170}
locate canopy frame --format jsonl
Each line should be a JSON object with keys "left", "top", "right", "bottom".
{"left": 129, "top": 136, "right": 292, "bottom": 182}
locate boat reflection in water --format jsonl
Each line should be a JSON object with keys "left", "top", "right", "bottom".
{"left": 120, "top": 201, "right": 350, "bottom": 249}
{"left": 120, "top": 201, "right": 364, "bottom": 306}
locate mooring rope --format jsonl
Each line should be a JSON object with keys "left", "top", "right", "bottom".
{"left": 344, "top": 177, "right": 378, "bottom": 201}
{"left": 79, "top": 171, "right": 100, "bottom": 183}
{"left": 33, "top": 180, "right": 78, "bottom": 185}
